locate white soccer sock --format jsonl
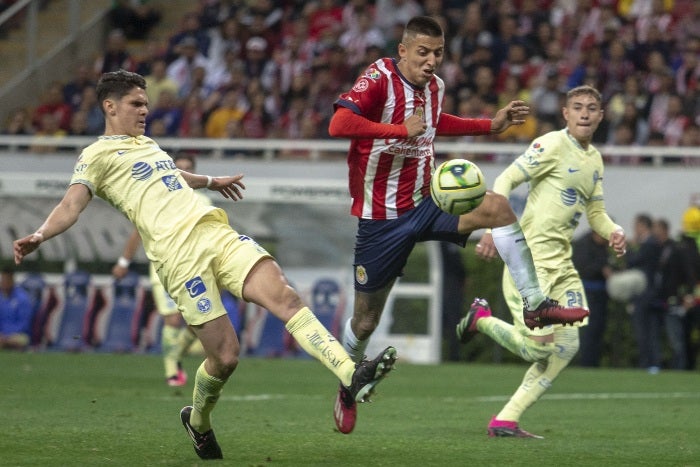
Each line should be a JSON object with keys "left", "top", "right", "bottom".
{"left": 491, "top": 222, "right": 545, "bottom": 310}
{"left": 342, "top": 317, "right": 368, "bottom": 364}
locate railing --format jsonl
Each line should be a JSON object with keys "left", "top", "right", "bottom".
{"left": 1, "top": 135, "right": 699, "bottom": 165}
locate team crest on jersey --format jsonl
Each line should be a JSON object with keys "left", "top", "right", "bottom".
{"left": 131, "top": 161, "right": 153, "bottom": 180}
{"left": 415, "top": 105, "right": 425, "bottom": 122}
{"left": 355, "top": 265, "right": 368, "bottom": 285}
{"left": 362, "top": 68, "right": 380, "bottom": 80}
{"left": 197, "top": 297, "right": 212, "bottom": 313}
{"left": 185, "top": 276, "right": 206, "bottom": 297}
{"left": 352, "top": 78, "right": 369, "bottom": 93}
{"left": 162, "top": 175, "right": 183, "bottom": 191}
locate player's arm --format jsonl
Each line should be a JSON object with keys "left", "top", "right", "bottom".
{"left": 179, "top": 171, "right": 246, "bottom": 201}
{"left": 13, "top": 183, "right": 92, "bottom": 264}
{"left": 112, "top": 229, "right": 142, "bottom": 279}
{"left": 586, "top": 191, "right": 626, "bottom": 258}
{"left": 329, "top": 106, "right": 425, "bottom": 138}
{"left": 436, "top": 100, "right": 529, "bottom": 136}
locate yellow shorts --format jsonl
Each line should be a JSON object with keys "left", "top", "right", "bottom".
{"left": 149, "top": 263, "right": 179, "bottom": 316}
{"left": 502, "top": 262, "right": 588, "bottom": 337}
{"left": 154, "top": 216, "right": 272, "bottom": 326}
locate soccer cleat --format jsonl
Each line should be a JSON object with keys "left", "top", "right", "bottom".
{"left": 346, "top": 346, "right": 397, "bottom": 403}
{"left": 180, "top": 406, "right": 223, "bottom": 460}
{"left": 167, "top": 368, "right": 188, "bottom": 387}
{"left": 523, "top": 297, "right": 589, "bottom": 329}
{"left": 333, "top": 383, "right": 357, "bottom": 434}
{"left": 456, "top": 298, "right": 492, "bottom": 343}
{"left": 487, "top": 416, "right": 543, "bottom": 439}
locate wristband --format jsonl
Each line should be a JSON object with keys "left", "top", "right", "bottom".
{"left": 117, "top": 256, "right": 130, "bottom": 268}
{"left": 206, "top": 175, "right": 213, "bottom": 188}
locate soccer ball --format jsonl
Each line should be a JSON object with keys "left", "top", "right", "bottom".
{"left": 430, "top": 158, "right": 487, "bottom": 215}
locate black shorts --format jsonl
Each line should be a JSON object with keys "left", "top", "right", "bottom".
{"left": 353, "top": 198, "right": 469, "bottom": 292}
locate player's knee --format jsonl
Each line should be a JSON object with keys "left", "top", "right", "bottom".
{"left": 554, "top": 328, "right": 580, "bottom": 362}
{"left": 486, "top": 193, "right": 517, "bottom": 226}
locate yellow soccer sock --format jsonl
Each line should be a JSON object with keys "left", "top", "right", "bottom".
{"left": 190, "top": 362, "right": 226, "bottom": 433}
{"left": 176, "top": 327, "right": 198, "bottom": 360}
{"left": 497, "top": 328, "right": 578, "bottom": 421}
{"left": 478, "top": 317, "right": 553, "bottom": 362}
{"left": 161, "top": 324, "right": 180, "bottom": 378}
{"left": 285, "top": 307, "right": 356, "bottom": 387}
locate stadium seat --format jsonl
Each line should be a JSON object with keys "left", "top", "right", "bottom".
{"left": 98, "top": 272, "right": 143, "bottom": 353}
{"left": 52, "top": 270, "right": 94, "bottom": 352}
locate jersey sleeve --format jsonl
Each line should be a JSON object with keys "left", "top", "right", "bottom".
{"left": 334, "top": 63, "right": 387, "bottom": 120}
{"left": 585, "top": 168, "right": 621, "bottom": 239}
{"left": 70, "top": 148, "right": 103, "bottom": 197}
{"left": 493, "top": 135, "right": 558, "bottom": 197}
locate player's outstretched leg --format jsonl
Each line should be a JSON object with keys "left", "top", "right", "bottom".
{"left": 334, "top": 346, "right": 397, "bottom": 434}
{"left": 180, "top": 406, "right": 223, "bottom": 460}
{"left": 523, "top": 297, "right": 589, "bottom": 329}
{"left": 456, "top": 298, "right": 492, "bottom": 343}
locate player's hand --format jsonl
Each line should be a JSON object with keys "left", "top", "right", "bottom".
{"left": 490, "top": 100, "right": 529, "bottom": 133}
{"left": 112, "top": 264, "right": 128, "bottom": 279}
{"left": 609, "top": 228, "right": 627, "bottom": 257}
{"left": 475, "top": 232, "right": 500, "bottom": 261}
{"left": 404, "top": 114, "right": 427, "bottom": 137}
{"left": 208, "top": 174, "right": 245, "bottom": 200}
{"left": 13, "top": 232, "right": 43, "bottom": 265}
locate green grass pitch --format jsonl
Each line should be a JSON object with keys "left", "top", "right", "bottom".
{"left": 3, "top": 352, "right": 699, "bottom": 466}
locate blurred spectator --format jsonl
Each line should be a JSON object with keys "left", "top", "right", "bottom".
{"left": 652, "top": 218, "right": 696, "bottom": 370}
{"left": 599, "top": 38, "right": 636, "bottom": 102}
{"left": 634, "top": 0, "right": 674, "bottom": 44}
{"left": 166, "top": 36, "right": 211, "bottom": 91}
{"left": 626, "top": 213, "right": 663, "bottom": 373}
{"left": 62, "top": 62, "right": 97, "bottom": 111}
{"left": 108, "top": 0, "right": 162, "bottom": 40}
{"left": 32, "top": 81, "right": 72, "bottom": 132}
{"left": 607, "top": 101, "right": 650, "bottom": 148}
{"left": 573, "top": 229, "right": 614, "bottom": 367}
{"left": 94, "top": 28, "right": 137, "bottom": 75}
{"left": 30, "top": 113, "right": 67, "bottom": 153}
{"left": 374, "top": 0, "right": 423, "bottom": 32}
{"left": 0, "top": 266, "right": 33, "bottom": 351}
{"left": 306, "top": 0, "right": 344, "bottom": 41}
{"left": 494, "top": 43, "right": 538, "bottom": 94}
{"left": 144, "top": 57, "right": 180, "bottom": 106}
{"left": 674, "top": 35, "right": 700, "bottom": 97}
{"left": 660, "top": 94, "right": 690, "bottom": 146}
{"left": 166, "top": 11, "right": 211, "bottom": 61}
{"left": 178, "top": 92, "right": 206, "bottom": 138}
{"left": 146, "top": 89, "right": 182, "bottom": 137}
{"left": 241, "top": 90, "right": 272, "bottom": 138}
{"left": 67, "top": 109, "right": 90, "bottom": 136}
{"left": 207, "top": 17, "right": 243, "bottom": 72}
{"left": 679, "top": 205, "right": 700, "bottom": 369}
{"left": 529, "top": 69, "right": 563, "bottom": 127}
{"left": 242, "top": 36, "right": 276, "bottom": 90}
{"left": 78, "top": 86, "right": 106, "bottom": 136}
{"left": 205, "top": 88, "right": 246, "bottom": 138}
{"left": 338, "top": 8, "right": 386, "bottom": 68}
{"left": 2, "top": 107, "right": 35, "bottom": 136}
{"left": 134, "top": 36, "right": 168, "bottom": 76}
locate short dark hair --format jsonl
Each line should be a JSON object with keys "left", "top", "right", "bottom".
{"left": 404, "top": 16, "right": 443, "bottom": 41}
{"left": 96, "top": 70, "right": 147, "bottom": 115}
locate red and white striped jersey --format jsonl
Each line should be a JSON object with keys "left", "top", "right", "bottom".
{"left": 335, "top": 57, "right": 445, "bottom": 219}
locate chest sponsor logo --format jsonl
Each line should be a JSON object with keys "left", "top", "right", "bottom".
{"left": 131, "top": 162, "right": 153, "bottom": 181}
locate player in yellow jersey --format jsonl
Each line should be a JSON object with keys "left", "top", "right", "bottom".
{"left": 457, "top": 85, "right": 627, "bottom": 438}
{"left": 13, "top": 70, "right": 397, "bottom": 461}
{"left": 112, "top": 154, "right": 207, "bottom": 387}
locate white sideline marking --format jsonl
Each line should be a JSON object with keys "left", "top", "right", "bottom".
{"left": 473, "top": 392, "right": 700, "bottom": 403}
{"left": 153, "top": 392, "right": 700, "bottom": 403}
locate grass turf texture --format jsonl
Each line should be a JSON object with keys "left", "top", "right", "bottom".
{"left": 3, "top": 352, "right": 699, "bottom": 466}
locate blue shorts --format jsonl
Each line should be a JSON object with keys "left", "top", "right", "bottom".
{"left": 353, "top": 198, "right": 469, "bottom": 292}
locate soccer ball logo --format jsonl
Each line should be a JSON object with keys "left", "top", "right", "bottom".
{"left": 430, "top": 159, "right": 487, "bottom": 215}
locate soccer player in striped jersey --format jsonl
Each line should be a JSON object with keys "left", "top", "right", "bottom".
{"left": 13, "top": 69, "right": 397, "bottom": 460}
{"left": 328, "top": 15, "right": 589, "bottom": 434}
{"left": 459, "top": 85, "right": 627, "bottom": 438}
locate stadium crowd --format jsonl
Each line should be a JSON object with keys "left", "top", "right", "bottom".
{"left": 1, "top": 0, "right": 699, "bottom": 162}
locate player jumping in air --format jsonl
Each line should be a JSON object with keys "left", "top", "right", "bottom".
{"left": 328, "top": 16, "right": 590, "bottom": 434}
